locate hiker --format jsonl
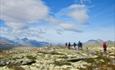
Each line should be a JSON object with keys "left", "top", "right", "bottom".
{"left": 65, "top": 42, "right": 68, "bottom": 47}
{"left": 78, "top": 41, "right": 83, "bottom": 50}
{"left": 68, "top": 42, "right": 71, "bottom": 49}
{"left": 102, "top": 42, "right": 107, "bottom": 52}
{"left": 73, "top": 42, "right": 77, "bottom": 50}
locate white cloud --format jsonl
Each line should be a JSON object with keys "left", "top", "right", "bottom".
{"left": 0, "top": 27, "right": 8, "bottom": 34}
{"left": 0, "top": 0, "right": 50, "bottom": 40}
{"left": 46, "top": 4, "right": 89, "bottom": 32}
{"left": 59, "top": 23, "right": 73, "bottom": 29}
{"left": 0, "top": 0, "right": 89, "bottom": 40}
{"left": 0, "top": 26, "right": 45, "bottom": 40}
{"left": 0, "top": 0, "right": 49, "bottom": 29}
{"left": 57, "top": 4, "right": 89, "bottom": 24}
{"left": 59, "top": 23, "right": 75, "bottom": 30}
{"left": 67, "top": 4, "right": 89, "bottom": 23}
{"left": 43, "top": 3, "right": 89, "bottom": 33}
{"left": 46, "top": 16, "right": 78, "bottom": 32}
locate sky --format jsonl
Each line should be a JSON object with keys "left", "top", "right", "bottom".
{"left": 0, "top": 0, "right": 115, "bottom": 43}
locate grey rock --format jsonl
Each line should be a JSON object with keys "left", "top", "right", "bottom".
{"left": 20, "top": 59, "right": 36, "bottom": 65}
{"left": 0, "top": 60, "right": 6, "bottom": 66}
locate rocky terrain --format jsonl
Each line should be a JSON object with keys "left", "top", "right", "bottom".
{"left": 0, "top": 45, "right": 115, "bottom": 70}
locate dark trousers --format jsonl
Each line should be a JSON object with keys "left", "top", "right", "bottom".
{"left": 104, "top": 48, "right": 107, "bottom": 52}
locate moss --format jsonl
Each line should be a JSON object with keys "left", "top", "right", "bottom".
{"left": 82, "top": 51, "right": 115, "bottom": 70}
{"left": 26, "top": 55, "right": 36, "bottom": 60}
{"left": 7, "top": 64, "right": 25, "bottom": 70}
{"left": 96, "top": 54, "right": 111, "bottom": 65}
{"left": 58, "top": 55, "right": 68, "bottom": 59}
{"left": 53, "top": 60, "right": 71, "bottom": 66}
{"left": 84, "top": 58, "right": 95, "bottom": 63}
{"left": 38, "top": 50, "right": 64, "bottom": 55}
{"left": 50, "top": 51, "right": 64, "bottom": 55}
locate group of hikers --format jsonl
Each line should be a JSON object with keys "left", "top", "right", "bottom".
{"left": 65, "top": 41, "right": 108, "bottom": 52}
{"left": 65, "top": 41, "right": 83, "bottom": 50}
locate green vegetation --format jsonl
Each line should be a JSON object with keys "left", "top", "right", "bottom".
{"left": 38, "top": 51, "right": 64, "bottom": 55}
{"left": 26, "top": 55, "right": 36, "bottom": 60}
{"left": 80, "top": 52, "right": 115, "bottom": 70}
{"left": 0, "top": 45, "right": 114, "bottom": 70}
{"left": 7, "top": 64, "right": 25, "bottom": 70}
{"left": 58, "top": 55, "right": 68, "bottom": 59}
{"left": 54, "top": 60, "right": 71, "bottom": 66}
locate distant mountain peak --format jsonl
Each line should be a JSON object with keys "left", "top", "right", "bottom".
{"left": 0, "top": 37, "right": 49, "bottom": 48}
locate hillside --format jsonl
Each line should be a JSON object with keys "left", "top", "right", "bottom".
{"left": 0, "top": 45, "right": 115, "bottom": 70}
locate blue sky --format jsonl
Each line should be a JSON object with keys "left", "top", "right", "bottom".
{"left": 0, "top": 0, "right": 115, "bottom": 43}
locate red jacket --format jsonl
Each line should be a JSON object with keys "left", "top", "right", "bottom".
{"left": 103, "top": 42, "right": 107, "bottom": 48}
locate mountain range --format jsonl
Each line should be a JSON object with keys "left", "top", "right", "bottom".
{"left": 84, "top": 39, "right": 115, "bottom": 47}
{"left": 0, "top": 37, "right": 49, "bottom": 49}
{"left": 0, "top": 37, "right": 114, "bottom": 50}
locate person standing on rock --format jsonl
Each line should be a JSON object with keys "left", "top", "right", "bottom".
{"left": 78, "top": 41, "right": 83, "bottom": 50}
{"left": 73, "top": 42, "right": 77, "bottom": 50}
{"left": 102, "top": 42, "right": 107, "bottom": 52}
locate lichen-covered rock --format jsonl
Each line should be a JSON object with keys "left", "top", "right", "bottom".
{"left": 0, "top": 61, "right": 6, "bottom": 66}
{"left": 0, "top": 46, "right": 114, "bottom": 70}
{"left": 0, "top": 66, "right": 10, "bottom": 70}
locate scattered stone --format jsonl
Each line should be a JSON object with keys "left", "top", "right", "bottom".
{"left": 0, "top": 61, "right": 6, "bottom": 66}
{"left": 0, "top": 46, "right": 114, "bottom": 70}
{"left": 20, "top": 59, "right": 36, "bottom": 65}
